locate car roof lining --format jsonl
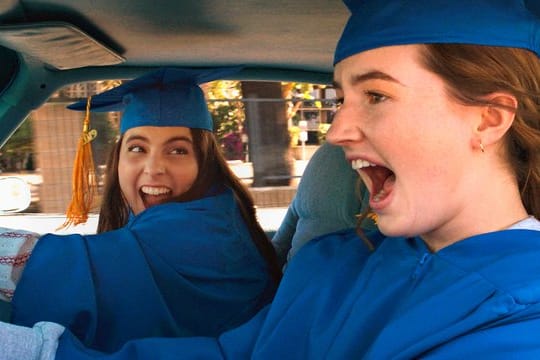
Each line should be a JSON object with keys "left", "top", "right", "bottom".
{"left": 0, "top": 0, "right": 347, "bottom": 145}
{"left": 0, "top": 1, "right": 346, "bottom": 73}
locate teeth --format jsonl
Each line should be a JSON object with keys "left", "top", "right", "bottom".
{"left": 141, "top": 186, "right": 171, "bottom": 195}
{"left": 351, "top": 159, "right": 376, "bottom": 170}
{"left": 372, "top": 189, "right": 387, "bottom": 202}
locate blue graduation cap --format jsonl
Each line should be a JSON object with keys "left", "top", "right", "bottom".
{"left": 68, "top": 66, "right": 242, "bottom": 133}
{"left": 334, "top": 0, "right": 540, "bottom": 65}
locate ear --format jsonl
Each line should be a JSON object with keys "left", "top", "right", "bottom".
{"left": 473, "top": 92, "right": 517, "bottom": 151}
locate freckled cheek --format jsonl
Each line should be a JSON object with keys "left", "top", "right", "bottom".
{"left": 398, "top": 153, "right": 451, "bottom": 204}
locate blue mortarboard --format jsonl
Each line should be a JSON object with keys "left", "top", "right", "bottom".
{"left": 334, "top": 0, "right": 540, "bottom": 65}
{"left": 68, "top": 66, "right": 242, "bottom": 133}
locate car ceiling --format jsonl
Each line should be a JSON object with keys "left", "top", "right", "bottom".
{"left": 0, "top": 1, "right": 348, "bottom": 145}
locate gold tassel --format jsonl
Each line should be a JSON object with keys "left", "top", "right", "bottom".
{"left": 367, "top": 212, "right": 378, "bottom": 224}
{"left": 58, "top": 96, "right": 98, "bottom": 229}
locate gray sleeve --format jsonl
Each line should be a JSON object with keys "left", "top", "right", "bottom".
{"left": 0, "top": 321, "right": 65, "bottom": 360}
{"left": 271, "top": 203, "right": 299, "bottom": 269}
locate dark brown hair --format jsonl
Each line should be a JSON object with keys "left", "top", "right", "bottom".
{"left": 418, "top": 44, "right": 539, "bottom": 219}
{"left": 97, "top": 128, "right": 282, "bottom": 283}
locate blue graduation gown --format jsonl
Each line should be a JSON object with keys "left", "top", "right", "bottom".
{"left": 55, "top": 227, "right": 540, "bottom": 359}
{"left": 11, "top": 189, "right": 276, "bottom": 353}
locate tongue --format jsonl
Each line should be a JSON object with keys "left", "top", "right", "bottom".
{"left": 371, "top": 169, "right": 395, "bottom": 203}
{"left": 142, "top": 194, "right": 170, "bottom": 209}
{"left": 382, "top": 173, "right": 396, "bottom": 192}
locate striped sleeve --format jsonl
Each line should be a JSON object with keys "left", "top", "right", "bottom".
{"left": 0, "top": 228, "right": 39, "bottom": 301}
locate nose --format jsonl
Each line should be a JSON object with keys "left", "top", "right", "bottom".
{"left": 326, "top": 104, "right": 363, "bottom": 146}
{"left": 144, "top": 153, "right": 165, "bottom": 175}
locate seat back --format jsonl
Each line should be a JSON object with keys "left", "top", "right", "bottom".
{"left": 272, "top": 142, "right": 373, "bottom": 268}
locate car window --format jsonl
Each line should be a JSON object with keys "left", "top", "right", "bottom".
{"left": 0, "top": 79, "right": 337, "bottom": 235}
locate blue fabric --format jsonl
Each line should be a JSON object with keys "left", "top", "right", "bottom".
{"left": 334, "top": 0, "right": 540, "bottom": 64}
{"left": 11, "top": 188, "right": 275, "bottom": 353}
{"left": 67, "top": 67, "right": 242, "bottom": 133}
{"left": 0, "top": 300, "right": 11, "bottom": 322}
{"left": 53, "top": 228, "right": 540, "bottom": 359}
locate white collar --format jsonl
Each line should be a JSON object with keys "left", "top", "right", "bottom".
{"left": 507, "top": 216, "right": 540, "bottom": 231}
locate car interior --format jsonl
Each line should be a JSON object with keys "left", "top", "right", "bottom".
{"left": 0, "top": 0, "right": 347, "bottom": 146}
{"left": 0, "top": 0, "right": 355, "bottom": 320}
{"left": 0, "top": 0, "right": 351, "bottom": 224}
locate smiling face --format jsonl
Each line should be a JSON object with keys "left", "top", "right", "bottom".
{"left": 327, "top": 45, "right": 486, "bottom": 246}
{"left": 118, "top": 126, "right": 199, "bottom": 215}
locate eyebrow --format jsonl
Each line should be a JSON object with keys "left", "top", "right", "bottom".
{"left": 125, "top": 134, "right": 193, "bottom": 144}
{"left": 165, "top": 136, "right": 193, "bottom": 144}
{"left": 333, "top": 70, "right": 402, "bottom": 89}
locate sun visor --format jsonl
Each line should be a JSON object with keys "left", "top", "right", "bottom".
{"left": 0, "top": 22, "right": 125, "bottom": 70}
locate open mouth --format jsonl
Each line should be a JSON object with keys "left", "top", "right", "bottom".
{"left": 139, "top": 186, "right": 173, "bottom": 209}
{"left": 352, "top": 159, "right": 396, "bottom": 204}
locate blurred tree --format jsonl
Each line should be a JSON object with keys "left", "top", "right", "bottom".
{"left": 205, "top": 80, "right": 245, "bottom": 160}
{"left": 0, "top": 117, "right": 34, "bottom": 171}
{"left": 282, "top": 82, "right": 323, "bottom": 125}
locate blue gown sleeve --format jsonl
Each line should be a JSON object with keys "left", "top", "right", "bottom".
{"left": 55, "top": 306, "right": 271, "bottom": 360}
{"left": 12, "top": 232, "right": 99, "bottom": 343}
